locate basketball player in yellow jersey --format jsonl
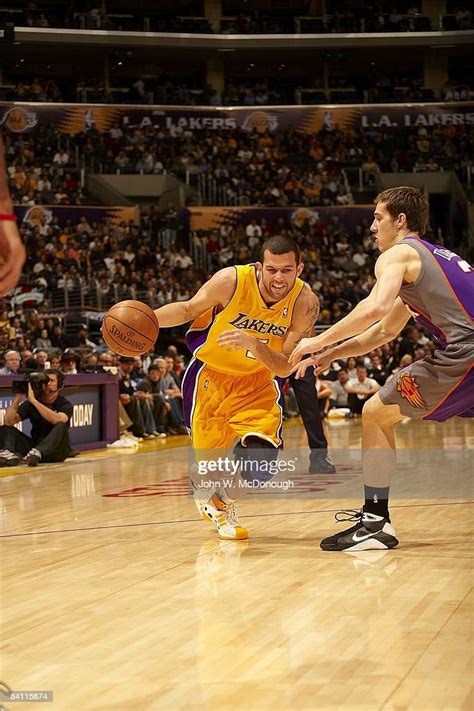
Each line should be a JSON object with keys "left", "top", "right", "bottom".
{"left": 154, "top": 236, "right": 319, "bottom": 540}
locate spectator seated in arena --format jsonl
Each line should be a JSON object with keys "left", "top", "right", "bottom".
{"left": 0, "top": 369, "right": 73, "bottom": 467}
{"left": 345, "top": 364, "right": 380, "bottom": 415}
{"left": 31, "top": 350, "right": 49, "bottom": 370}
{"left": 367, "top": 353, "right": 388, "bottom": 386}
{"left": 316, "top": 378, "right": 333, "bottom": 418}
{"left": 136, "top": 364, "right": 168, "bottom": 437}
{"left": 118, "top": 355, "right": 160, "bottom": 438}
{"left": 35, "top": 329, "right": 52, "bottom": 350}
{"left": 328, "top": 368, "right": 350, "bottom": 410}
{"left": 60, "top": 350, "right": 80, "bottom": 375}
{"left": 0, "top": 349, "right": 21, "bottom": 375}
{"left": 154, "top": 357, "right": 187, "bottom": 435}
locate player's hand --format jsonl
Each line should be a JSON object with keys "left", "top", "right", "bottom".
{"left": 217, "top": 329, "right": 254, "bottom": 352}
{"left": 27, "top": 383, "right": 37, "bottom": 403}
{"left": 289, "top": 335, "right": 326, "bottom": 365}
{"left": 292, "top": 348, "right": 337, "bottom": 379}
{"left": 311, "top": 348, "right": 338, "bottom": 376}
{"left": 291, "top": 356, "right": 319, "bottom": 380}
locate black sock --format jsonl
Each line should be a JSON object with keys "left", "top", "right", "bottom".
{"left": 364, "top": 485, "right": 390, "bottom": 519}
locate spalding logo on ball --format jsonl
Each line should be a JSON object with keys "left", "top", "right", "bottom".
{"left": 102, "top": 300, "right": 159, "bottom": 357}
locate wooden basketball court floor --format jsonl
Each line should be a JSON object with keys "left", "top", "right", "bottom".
{"left": 1, "top": 417, "right": 473, "bottom": 711}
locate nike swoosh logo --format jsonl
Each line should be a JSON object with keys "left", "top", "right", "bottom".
{"left": 352, "top": 530, "right": 376, "bottom": 542}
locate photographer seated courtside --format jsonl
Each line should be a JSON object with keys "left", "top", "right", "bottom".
{"left": 0, "top": 369, "right": 73, "bottom": 467}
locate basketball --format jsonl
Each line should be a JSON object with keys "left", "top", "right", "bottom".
{"left": 102, "top": 300, "right": 159, "bottom": 357}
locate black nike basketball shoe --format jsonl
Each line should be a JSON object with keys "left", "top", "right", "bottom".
{"left": 320, "top": 509, "right": 399, "bottom": 551}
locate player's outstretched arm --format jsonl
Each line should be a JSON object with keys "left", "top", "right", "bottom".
{"left": 0, "top": 132, "right": 26, "bottom": 296}
{"left": 289, "top": 249, "right": 409, "bottom": 365}
{"left": 217, "top": 287, "right": 320, "bottom": 377}
{"left": 154, "top": 267, "right": 237, "bottom": 327}
{"left": 293, "top": 297, "right": 411, "bottom": 379}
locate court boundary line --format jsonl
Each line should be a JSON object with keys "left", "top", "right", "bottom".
{"left": 1, "top": 500, "right": 472, "bottom": 539}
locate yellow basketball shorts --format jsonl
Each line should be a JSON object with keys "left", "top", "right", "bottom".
{"left": 181, "top": 358, "right": 283, "bottom": 450}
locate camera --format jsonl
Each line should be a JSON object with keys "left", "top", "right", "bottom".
{"left": 12, "top": 370, "right": 50, "bottom": 397}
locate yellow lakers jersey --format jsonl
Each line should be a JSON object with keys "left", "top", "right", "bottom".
{"left": 185, "top": 264, "right": 305, "bottom": 375}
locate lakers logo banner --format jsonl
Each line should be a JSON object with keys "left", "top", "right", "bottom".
{"left": 0, "top": 102, "right": 472, "bottom": 135}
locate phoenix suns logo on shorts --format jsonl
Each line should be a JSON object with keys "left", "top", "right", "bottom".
{"left": 396, "top": 373, "right": 425, "bottom": 408}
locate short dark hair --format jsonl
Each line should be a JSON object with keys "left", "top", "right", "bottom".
{"left": 375, "top": 186, "right": 429, "bottom": 235}
{"left": 46, "top": 368, "right": 64, "bottom": 388}
{"left": 260, "top": 235, "right": 301, "bottom": 265}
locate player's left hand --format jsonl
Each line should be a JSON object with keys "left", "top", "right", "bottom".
{"left": 217, "top": 329, "right": 254, "bottom": 352}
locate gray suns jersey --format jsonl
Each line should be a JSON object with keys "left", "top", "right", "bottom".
{"left": 394, "top": 236, "right": 473, "bottom": 348}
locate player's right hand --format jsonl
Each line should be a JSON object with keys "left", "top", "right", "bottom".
{"left": 311, "top": 348, "right": 338, "bottom": 376}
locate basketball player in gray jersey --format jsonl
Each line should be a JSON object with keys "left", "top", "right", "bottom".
{"left": 290, "top": 186, "right": 473, "bottom": 551}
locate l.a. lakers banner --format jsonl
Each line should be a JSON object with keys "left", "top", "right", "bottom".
{"left": 1, "top": 102, "right": 473, "bottom": 135}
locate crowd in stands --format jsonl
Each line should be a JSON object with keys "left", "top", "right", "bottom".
{"left": 442, "top": 82, "right": 474, "bottom": 102}
{"left": 4, "top": 5, "right": 212, "bottom": 33}
{"left": 5, "top": 3, "right": 473, "bottom": 33}
{"left": 3, "top": 74, "right": 473, "bottom": 107}
{"left": 3, "top": 115, "right": 473, "bottom": 213}
{"left": 73, "top": 120, "right": 473, "bottom": 199}
{"left": 5, "top": 129, "right": 83, "bottom": 206}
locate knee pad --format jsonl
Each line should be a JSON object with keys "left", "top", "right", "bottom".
{"left": 234, "top": 436, "right": 279, "bottom": 484}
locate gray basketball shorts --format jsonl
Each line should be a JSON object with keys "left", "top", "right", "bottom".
{"left": 379, "top": 342, "right": 474, "bottom": 422}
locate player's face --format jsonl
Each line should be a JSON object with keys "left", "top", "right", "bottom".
{"left": 257, "top": 251, "right": 303, "bottom": 303}
{"left": 370, "top": 202, "right": 400, "bottom": 251}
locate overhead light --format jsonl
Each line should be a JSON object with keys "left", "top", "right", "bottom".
{"left": 218, "top": 48, "right": 235, "bottom": 52}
